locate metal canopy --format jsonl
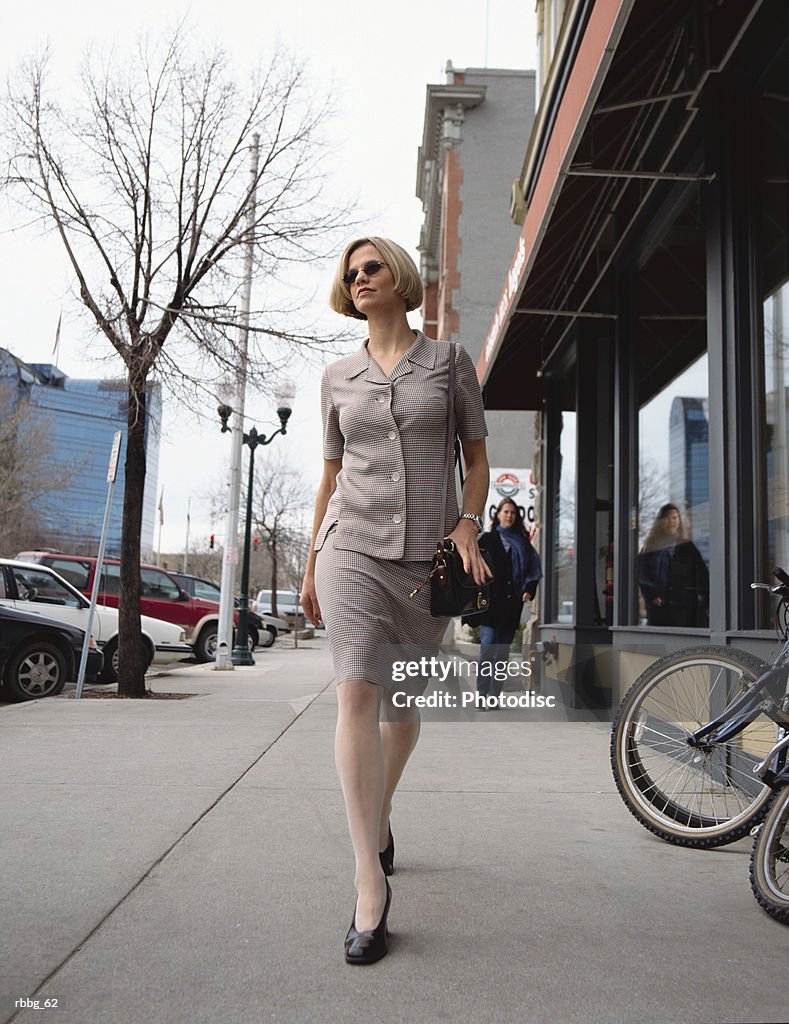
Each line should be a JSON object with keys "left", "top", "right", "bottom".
{"left": 479, "top": 0, "right": 766, "bottom": 411}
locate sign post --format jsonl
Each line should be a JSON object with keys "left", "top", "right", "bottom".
{"left": 75, "top": 431, "right": 121, "bottom": 699}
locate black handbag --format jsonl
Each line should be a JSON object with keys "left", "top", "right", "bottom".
{"left": 427, "top": 538, "right": 493, "bottom": 617}
{"left": 409, "top": 342, "right": 493, "bottom": 619}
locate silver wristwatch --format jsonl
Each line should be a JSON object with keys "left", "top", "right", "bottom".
{"left": 460, "top": 512, "right": 484, "bottom": 532}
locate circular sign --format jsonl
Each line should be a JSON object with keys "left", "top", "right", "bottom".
{"left": 494, "top": 472, "right": 521, "bottom": 498}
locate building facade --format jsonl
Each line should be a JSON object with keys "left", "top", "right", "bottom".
{"left": 0, "top": 349, "right": 160, "bottom": 558}
{"left": 473, "top": 0, "right": 789, "bottom": 704}
{"left": 416, "top": 63, "right": 537, "bottom": 473}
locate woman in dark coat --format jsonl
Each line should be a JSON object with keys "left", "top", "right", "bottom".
{"left": 476, "top": 498, "right": 542, "bottom": 709}
{"left": 638, "top": 503, "right": 709, "bottom": 627}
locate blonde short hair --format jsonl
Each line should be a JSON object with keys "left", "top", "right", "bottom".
{"left": 329, "top": 237, "right": 423, "bottom": 320}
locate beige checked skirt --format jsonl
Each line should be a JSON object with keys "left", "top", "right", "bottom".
{"left": 314, "top": 525, "right": 450, "bottom": 690}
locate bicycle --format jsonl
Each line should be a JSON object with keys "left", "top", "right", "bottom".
{"left": 610, "top": 568, "right": 789, "bottom": 848}
{"left": 749, "top": 730, "right": 789, "bottom": 923}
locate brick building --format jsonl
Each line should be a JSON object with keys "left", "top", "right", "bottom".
{"left": 416, "top": 63, "right": 537, "bottom": 474}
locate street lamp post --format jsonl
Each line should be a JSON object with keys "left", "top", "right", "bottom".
{"left": 218, "top": 398, "right": 293, "bottom": 666}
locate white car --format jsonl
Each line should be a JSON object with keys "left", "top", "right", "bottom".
{"left": 260, "top": 612, "right": 291, "bottom": 636}
{"left": 252, "top": 589, "right": 304, "bottom": 624}
{"left": 1, "top": 559, "right": 192, "bottom": 682}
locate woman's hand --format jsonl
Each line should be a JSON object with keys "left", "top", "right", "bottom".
{"left": 300, "top": 571, "right": 322, "bottom": 627}
{"left": 447, "top": 519, "right": 493, "bottom": 586}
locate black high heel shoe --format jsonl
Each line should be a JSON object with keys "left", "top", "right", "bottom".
{"left": 344, "top": 880, "right": 392, "bottom": 965}
{"left": 379, "top": 825, "right": 395, "bottom": 876}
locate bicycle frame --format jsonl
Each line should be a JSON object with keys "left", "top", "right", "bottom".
{"left": 754, "top": 732, "right": 789, "bottom": 788}
{"left": 685, "top": 633, "right": 789, "bottom": 775}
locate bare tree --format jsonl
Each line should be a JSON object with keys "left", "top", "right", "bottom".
{"left": 3, "top": 35, "right": 349, "bottom": 695}
{"left": 249, "top": 453, "right": 310, "bottom": 616}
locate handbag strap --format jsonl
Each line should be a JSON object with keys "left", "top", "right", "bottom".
{"left": 439, "top": 342, "right": 457, "bottom": 539}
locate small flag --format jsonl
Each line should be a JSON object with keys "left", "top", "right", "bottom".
{"left": 158, "top": 488, "right": 164, "bottom": 526}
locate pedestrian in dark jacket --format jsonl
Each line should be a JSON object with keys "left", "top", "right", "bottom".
{"left": 638, "top": 503, "right": 709, "bottom": 627}
{"left": 475, "top": 498, "right": 542, "bottom": 709}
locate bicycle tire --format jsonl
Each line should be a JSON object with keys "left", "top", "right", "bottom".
{"left": 750, "top": 785, "right": 789, "bottom": 924}
{"left": 611, "top": 645, "right": 778, "bottom": 847}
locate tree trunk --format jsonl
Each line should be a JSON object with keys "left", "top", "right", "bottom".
{"left": 117, "top": 367, "right": 148, "bottom": 698}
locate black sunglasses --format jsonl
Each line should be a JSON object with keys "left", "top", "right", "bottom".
{"left": 343, "top": 259, "right": 387, "bottom": 286}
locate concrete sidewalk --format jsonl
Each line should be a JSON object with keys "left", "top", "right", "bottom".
{"left": 0, "top": 634, "right": 786, "bottom": 1024}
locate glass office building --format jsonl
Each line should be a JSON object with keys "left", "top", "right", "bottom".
{"left": 0, "top": 349, "right": 160, "bottom": 558}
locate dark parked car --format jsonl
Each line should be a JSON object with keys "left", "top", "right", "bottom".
{"left": 0, "top": 605, "right": 103, "bottom": 702}
{"left": 168, "top": 572, "right": 287, "bottom": 649}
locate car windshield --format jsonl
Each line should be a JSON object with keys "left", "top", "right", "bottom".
{"left": 191, "top": 579, "right": 221, "bottom": 601}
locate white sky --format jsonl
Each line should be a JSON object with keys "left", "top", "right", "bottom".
{"left": 1, "top": 0, "right": 537, "bottom": 552}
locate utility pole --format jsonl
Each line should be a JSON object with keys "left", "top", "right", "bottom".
{"left": 215, "top": 133, "right": 259, "bottom": 670}
{"left": 183, "top": 496, "right": 191, "bottom": 574}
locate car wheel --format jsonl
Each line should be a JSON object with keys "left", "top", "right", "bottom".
{"left": 259, "top": 626, "right": 276, "bottom": 648}
{"left": 247, "top": 627, "right": 259, "bottom": 652}
{"left": 4, "top": 641, "right": 68, "bottom": 701}
{"left": 98, "top": 638, "right": 119, "bottom": 683}
{"left": 98, "top": 638, "right": 153, "bottom": 683}
{"left": 194, "top": 624, "right": 218, "bottom": 663}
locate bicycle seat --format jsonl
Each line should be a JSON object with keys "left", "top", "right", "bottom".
{"left": 773, "top": 566, "right": 789, "bottom": 598}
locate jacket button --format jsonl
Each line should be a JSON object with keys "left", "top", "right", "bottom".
{"left": 392, "top": 514, "right": 403, "bottom": 524}
{"left": 387, "top": 430, "right": 397, "bottom": 440}
{"left": 376, "top": 395, "right": 386, "bottom": 403}
{"left": 390, "top": 472, "right": 401, "bottom": 481}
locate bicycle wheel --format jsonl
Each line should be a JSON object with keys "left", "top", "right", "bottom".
{"left": 611, "top": 646, "right": 778, "bottom": 847}
{"left": 750, "top": 785, "right": 789, "bottom": 924}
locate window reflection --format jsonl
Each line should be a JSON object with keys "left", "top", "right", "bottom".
{"left": 764, "top": 284, "right": 789, "bottom": 579}
{"left": 634, "top": 177, "right": 709, "bottom": 627}
{"left": 638, "top": 355, "right": 710, "bottom": 626}
{"left": 552, "top": 409, "right": 576, "bottom": 621}
{"left": 758, "top": 59, "right": 789, "bottom": 629}
{"left": 638, "top": 501, "right": 709, "bottom": 627}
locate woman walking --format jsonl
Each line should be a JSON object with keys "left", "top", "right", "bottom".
{"left": 476, "top": 498, "right": 542, "bottom": 708}
{"left": 300, "top": 237, "right": 490, "bottom": 964}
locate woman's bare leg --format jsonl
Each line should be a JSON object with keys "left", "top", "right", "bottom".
{"left": 378, "top": 713, "right": 420, "bottom": 849}
{"left": 335, "top": 679, "right": 387, "bottom": 931}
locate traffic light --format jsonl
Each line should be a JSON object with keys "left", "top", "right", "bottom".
{"left": 253, "top": 536, "right": 260, "bottom": 549}
{"left": 209, "top": 534, "right": 215, "bottom": 549}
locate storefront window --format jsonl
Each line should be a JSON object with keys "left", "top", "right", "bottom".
{"left": 758, "top": 60, "right": 789, "bottom": 628}
{"left": 551, "top": 408, "right": 576, "bottom": 622}
{"left": 637, "top": 356, "right": 710, "bottom": 626}
{"left": 634, "top": 184, "right": 709, "bottom": 627}
{"left": 763, "top": 286, "right": 789, "bottom": 586}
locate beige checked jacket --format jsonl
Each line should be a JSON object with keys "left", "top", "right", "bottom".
{"left": 315, "top": 331, "right": 488, "bottom": 561}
